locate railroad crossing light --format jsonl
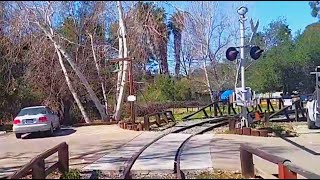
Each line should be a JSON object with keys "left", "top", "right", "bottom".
{"left": 249, "top": 46, "right": 264, "bottom": 60}
{"left": 226, "top": 47, "right": 239, "bottom": 61}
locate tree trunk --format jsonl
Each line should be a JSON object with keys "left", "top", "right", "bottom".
{"left": 204, "top": 61, "right": 214, "bottom": 103}
{"left": 89, "top": 33, "right": 109, "bottom": 120}
{"left": 37, "top": 23, "right": 108, "bottom": 121}
{"left": 115, "top": 26, "right": 124, "bottom": 113}
{"left": 174, "top": 31, "right": 182, "bottom": 77}
{"left": 55, "top": 46, "right": 91, "bottom": 123}
{"left": 62, "top": 98, "right": 72, "bottom": 125}
{"left": 159, "top": 38, "right": 169, "bottom": 74}
{"left": 114, "top": 1, "right": 129, "bottom": 121}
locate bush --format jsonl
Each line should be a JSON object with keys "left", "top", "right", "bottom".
{"left": 61, "top": 169, "right": 81, "bottom": 179}
{"left": 143, "top": 75, "right": 193, "bottom": 103}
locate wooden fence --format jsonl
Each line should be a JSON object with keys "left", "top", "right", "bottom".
{"left": 240, "top": 144, "right": 320, "bottom": 179}
{"left": 9, "top": 142, "right": 69, "bottom": 179}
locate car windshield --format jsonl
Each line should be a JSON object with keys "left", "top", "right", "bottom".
{"left": 17, "top": 108, "right": 47, "bottom": 116}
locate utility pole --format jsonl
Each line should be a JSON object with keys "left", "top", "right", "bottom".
{"left": 109, "top": 57, "right": 136, "bottom": 124}
{"left": 128, "top": 59, "right": 136, "bottom": 124}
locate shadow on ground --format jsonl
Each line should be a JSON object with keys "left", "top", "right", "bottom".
{"left": 21, "top": 128, "right": 76, "bottom": 140}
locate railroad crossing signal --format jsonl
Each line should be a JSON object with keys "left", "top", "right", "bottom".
{"left": 225, "top": 6, "right": 264, "bottom": 128}
{"left": 225, "top": 46, "right": 264, "bottom": 61}
{"left": 250, "top": 46, "right": 264, "bottom": 60}
{"left": 226, "top": 47, "right": 239, "bottom": 61}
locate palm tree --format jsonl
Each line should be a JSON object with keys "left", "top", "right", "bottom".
{"left": 168, "top": 11, "right": 185, "bottom": 77}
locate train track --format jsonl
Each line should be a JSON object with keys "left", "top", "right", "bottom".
{"left": 120, "top": 117, "right": 232, "bottom": 179}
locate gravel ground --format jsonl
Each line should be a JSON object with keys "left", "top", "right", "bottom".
{"left": 82, "top": 169, "right": 244, "bottom": 179}
{"left": 160, "top": 119, "right": 220, "bottom": 134}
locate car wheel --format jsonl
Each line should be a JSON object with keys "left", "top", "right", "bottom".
{"left": 307, "top": 110, "right": 317, "bottom": 129}
{"left": 46, "top": 124, "right": 54, "bottom": 137}
{"left": 15, "top": 133, "right": 22, "bottom": 139}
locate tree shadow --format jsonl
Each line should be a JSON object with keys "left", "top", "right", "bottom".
{"left": 21, "top": 128, "right": 76, "bottom": 140}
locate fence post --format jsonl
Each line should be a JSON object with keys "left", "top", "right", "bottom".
{"left": 32, "top": 159, "right": 45, "bottom": 179}
{"left": 240, "top": 148, "right": 255, "bottom": 178}
{"left": 214, "top": 102, "right": 218, "bottom": 116}
{"left": 267, "top": 99, "right": 270, "bottom": 112}
{"left": 144, "top": 116, "right": 150, "bottom": 131}
{"left": 294, "top": 101, "right": 299, "bottom": 122}
{"left": 229, "top": 119, "right": 235, "bottom": 132}
{"left": 278, "top": 163, "right": 297, "bottom": 179}
{"left": 58, "top": 144, "right": 69, "bottom": 173}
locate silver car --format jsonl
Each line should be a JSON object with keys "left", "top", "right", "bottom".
{"left": 13, "top": 106, "right": 60, "bottom": 139}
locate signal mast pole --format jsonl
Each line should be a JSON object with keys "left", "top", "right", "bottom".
{"left": 238, "top": 6, "right": 248, "bottom": 127}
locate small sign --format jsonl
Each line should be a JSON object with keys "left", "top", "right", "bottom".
{"left": 127, "top": 95, "right": 136, "bottom": 102}
{"left": 283, "top": 99, "right": 292, "bottom": 106}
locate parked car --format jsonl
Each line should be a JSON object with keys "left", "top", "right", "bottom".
{"left": 13, "top": 106, "right": 60, "bottom": 139}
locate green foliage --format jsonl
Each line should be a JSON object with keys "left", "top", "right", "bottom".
{"left": 143, "top": 75, "right": 192, "bottom": 103}
{"left": 61, "top": 169, "right": 81, "bottom": 179}
{"left": 271, "top": 123, "right": 285, "bottom": 133}
{"left": 247, "top": 20, "right": 320, "bottom": 94}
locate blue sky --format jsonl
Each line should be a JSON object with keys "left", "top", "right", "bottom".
{"left": 150, "top": 1, "right": 318, "bottom": 74}
{"left": 250, "top": 1, "right": 317, "bottom": 34}
{"left": 161, "top": 1, "right": 317, "bottom": 35}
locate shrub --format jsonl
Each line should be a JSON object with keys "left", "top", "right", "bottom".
{"left": 61, "top": 169, "right": 81, "bottom": 179}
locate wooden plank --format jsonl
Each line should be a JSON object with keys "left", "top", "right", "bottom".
{"left": 9, "top": 143, "right": 68, "bottom": 179}
{"left": 161, "top": 112, "right": 169, "bottom": 123}
{"left": 203, "top": 109, "right": 209, "bottom": 118}
{"left": 269, "top": 105, "right": 291, "bottom": 119}
{"left": 32, "top": 159, "right": 45, "bottom": 179}
{"left": 144, "top": 116, "right": 150, "bottom": 131}
{"left": 284, "top": 161, "right": 320, "bottom": 179}
{"left": 182, "top": 102, "right": 214, "bottom": 119}
{"left": 38, "top": 142, "right": 67, "bottom": 160}
{"left": 58, "top": 144, "right": 69, "bottom": 173}
{"left": 45, "top": 162, "right": 59, "bottom": 176}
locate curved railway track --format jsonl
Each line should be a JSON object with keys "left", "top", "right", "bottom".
{"left": 120, "top": 116, "right": 234, "bottom": 179}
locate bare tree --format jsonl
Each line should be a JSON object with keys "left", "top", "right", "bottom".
{"left": 114, "top": 1, "right": 129, "bottom": 121}
{"left": 88, "top": 33, "right": 108, "bottom": 116}
{"left": 183, "top": 2, "right": 239, "bottom": 96}
{"left": 17, "top": 1, "right": 109, "bottom": 121}
{"left": 55, "top": 46, "right": 90, "bottom": 123}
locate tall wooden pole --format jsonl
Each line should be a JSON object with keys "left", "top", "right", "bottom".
{"left": 129, "top": 60, "right": 136, "bottom": 124}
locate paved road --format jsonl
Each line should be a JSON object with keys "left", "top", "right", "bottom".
{"left": 0, "top": 125, "right": 141, "bottom": 178}
{"left": 2, "top": 123, "right": 320, "bottom": 178}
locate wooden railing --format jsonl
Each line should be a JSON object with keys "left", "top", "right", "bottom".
{"left": 9, "top": 142, "right": 69, "bottom": 179}
{"left": 240, "top": 144, "right": 320, "bottom": 179}
{"left": 182, "top": 101, "right": 237, "bottom": 120}
{"left": 143, "top": 111, "right": 175, "bottom": 131}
